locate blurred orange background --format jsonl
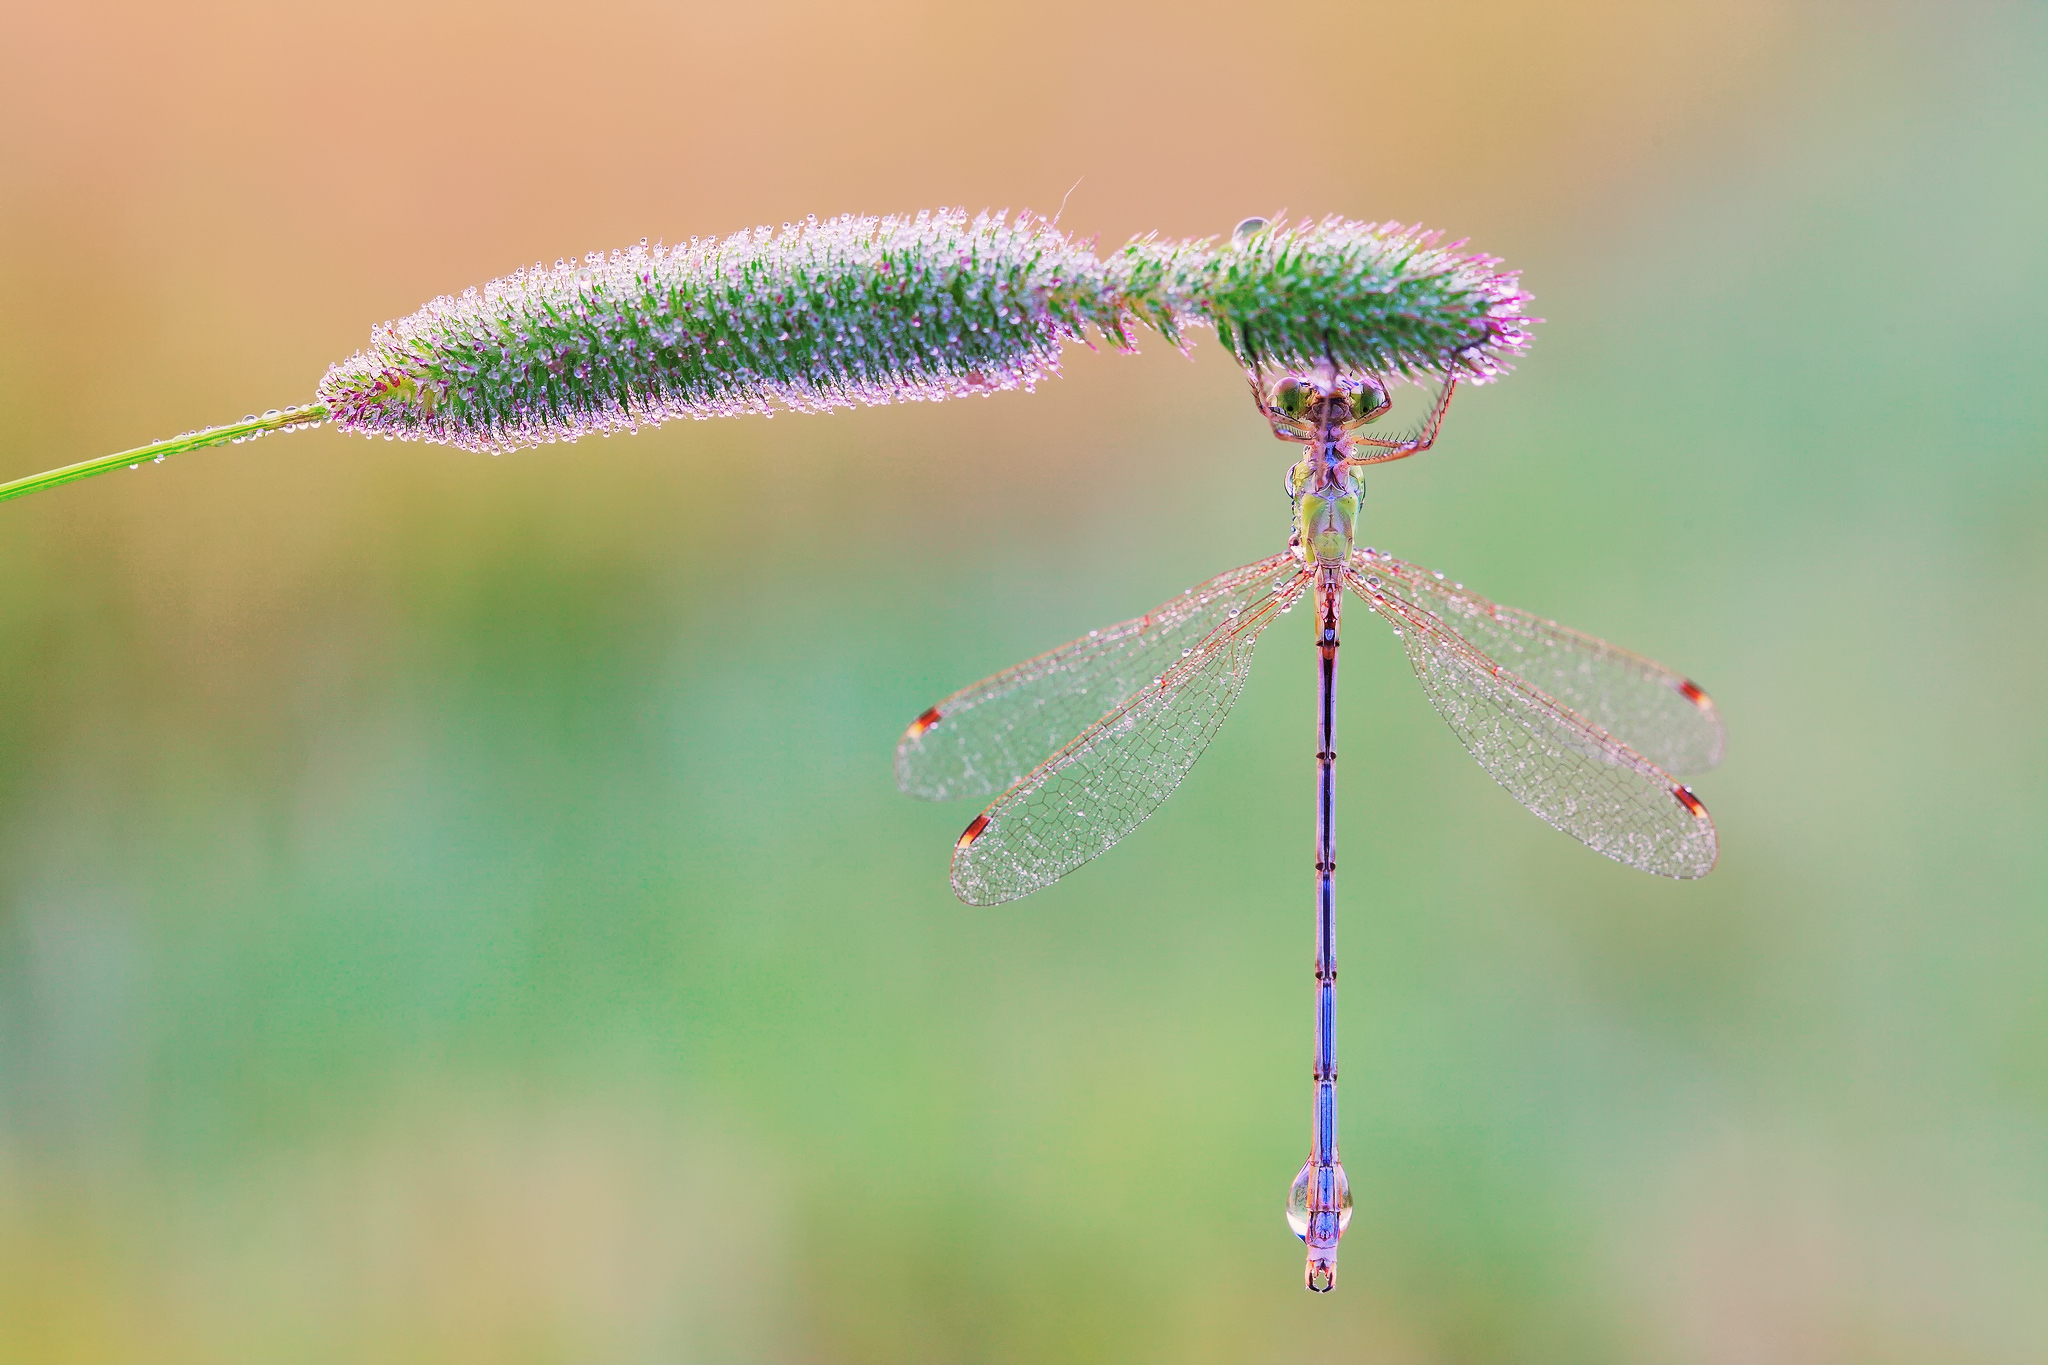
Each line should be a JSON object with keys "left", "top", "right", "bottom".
{"left": 0, "top": 1, "right": 2042, "bottom": 1361}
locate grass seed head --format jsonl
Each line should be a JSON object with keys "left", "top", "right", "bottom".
{"left": 1144, "top": 216, "right": 1537, "bottom": 383}
{"left": 317, "top": 209, "right": 1117, "bottom": 453}
{"left": 2, "top": 208, "right": 1539, "bottom": 507}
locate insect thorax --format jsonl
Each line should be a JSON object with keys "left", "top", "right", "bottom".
{"left": 1264, "top": 370, "right": 1385, "bottom": 565}
{"left": 1291, "top": 439, "right": 1362, "bottom": 564}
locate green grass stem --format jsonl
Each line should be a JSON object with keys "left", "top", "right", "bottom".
{"left": 0, "top": 404, "right": 330, "bottom": 505}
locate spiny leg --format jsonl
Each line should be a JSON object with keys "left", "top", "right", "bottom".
{"left": 1346, "top": 374, "right": 1459, "bottom": 464}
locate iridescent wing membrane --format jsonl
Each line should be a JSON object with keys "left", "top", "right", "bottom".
{"left": 899, "top": 545, "right": 1719, "bottom": 901}
{"left": 896, "top": 555, "right": 1311, "bottom": 905}
{"left": 896, "top": 553, "right": 1303, "bottom": 801}
{"left": 1347, "top": 549, "right": 1719, "bottom": 878}
{"left": 1355, "top": 548, "right": 1724, "bottom": 774}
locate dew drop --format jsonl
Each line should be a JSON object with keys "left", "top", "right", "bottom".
{"left": 1286, "top": 1160, "right": 1352, "bottom": 1240}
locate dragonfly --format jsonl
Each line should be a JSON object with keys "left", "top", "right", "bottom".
{"left": 894, "top": 359, "right": 1723, "bottom": 1292}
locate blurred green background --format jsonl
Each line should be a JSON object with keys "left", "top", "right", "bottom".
{"left": 0, "top": 1, "right": 2042, "bottom": 1360}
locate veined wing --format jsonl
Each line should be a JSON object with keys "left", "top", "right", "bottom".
{"left": 1345, "top": 566, "right": 1717, "bottom": 878}
{"left": 897, "top": 552, "right": 1302, "bottom": 802}
{"left": 1354, "top": 548, "right": 1724, "bottom": 775}
{"left": 952, "top": 561, "right": 1313, "bottom": 905}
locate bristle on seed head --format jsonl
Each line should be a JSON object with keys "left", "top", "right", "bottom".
{"left": 315, "top": 210, "right": 1537, "bottom": 454}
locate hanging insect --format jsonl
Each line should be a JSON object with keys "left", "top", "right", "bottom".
{"left": 895, "top": 219, "right": 1721, "bottom": 1292}
{"left": 1, "top": 204, "right": 1635, "bottom": 1292}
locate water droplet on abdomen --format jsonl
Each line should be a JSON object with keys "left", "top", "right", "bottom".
{"left": 1286, "top": 1159, "right": 1353, "bottom": 1240}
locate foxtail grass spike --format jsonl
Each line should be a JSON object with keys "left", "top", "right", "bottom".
{"left": 1180, "top": 216, "right": 1536, "bottom": 382}
{"left": 318, "top": 209, "right": 1114, "bottom": 453}
{"left": 1, "top": 210, "right": 1534, "bottom": 503}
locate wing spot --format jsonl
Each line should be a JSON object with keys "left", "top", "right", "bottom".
{"left": 908, "top": 705, "right": 943, "bottom": 737}
{"left": 1677, "top": 678, "right": 1713, "bottom": 710}
{"left": 1672, "top": 785, "right": 1708, "bottom": 818}
{"left": 957, "top": 813, "right": 992, "bottom": 848}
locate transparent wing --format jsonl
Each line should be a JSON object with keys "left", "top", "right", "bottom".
{"left": 897, "top": 552, "right": 1303, "bottom": 801}
{"left": 1354, "top": 548, "right": 1724, "bottom": 774}
{"left": 1346, "top": 567, "right": 1717, "bottom": 878}
{"left": 951, "top": 561, "right": 1313, "bottom": 905}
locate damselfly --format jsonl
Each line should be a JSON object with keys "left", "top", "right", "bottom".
{"left": 896, "top": 353, "right": 1722, "bottom": 1293}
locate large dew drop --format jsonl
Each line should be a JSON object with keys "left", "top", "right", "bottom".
{"left": 1286, "top": 1159, "right": 1353, "bottom": 1241}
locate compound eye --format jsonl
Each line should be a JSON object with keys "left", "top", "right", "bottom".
{"left": 1346, "top": 376, "right": 1390, "bottom": 423}
{"left": 1271, "top": 376, "right": 1318, "bottom": 421}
